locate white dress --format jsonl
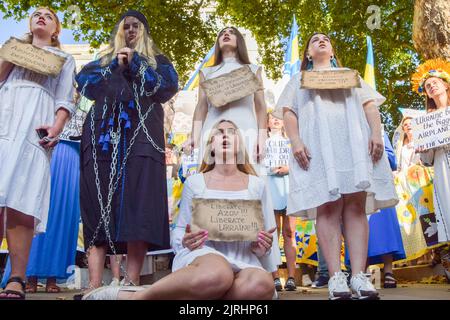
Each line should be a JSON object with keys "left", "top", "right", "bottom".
{"left": 421, "top": 131, "right": 450, "bottom": 243}
{"left": 171, "top": 173, "right": 281, "bottom": 273}
{"left": 200, "top": 57, "right": 261, "bottom": 169}
{"left": 0, "top": 47, "right": 76, "bottom": 233}
{"left": 276, "top": 69, "right": 398, "bottom": 220}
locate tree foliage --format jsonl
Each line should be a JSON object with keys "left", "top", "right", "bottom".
{"left": 1, "top": 0, "right": 428, "bottom": 132}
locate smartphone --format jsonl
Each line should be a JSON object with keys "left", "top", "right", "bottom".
{"left": 36, "top": 128, "right": 49, "bottom": 139}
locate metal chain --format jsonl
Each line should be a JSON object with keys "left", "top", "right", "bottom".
{"left": 82, "top": 62, "right": 166, "bottom": 285}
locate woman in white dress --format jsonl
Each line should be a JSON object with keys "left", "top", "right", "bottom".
{"left": 0, "top": 7, "right": 75, "bottom": 299}
{"left": 413, "top": 59, "right": 450, "bottom": 280}
{"left": 189, "top": 27, "right": 267, "bottom": 171}
{"left": 83, "top": 120, "right": 280, "bottom": 300}
{"left": 276, "top": 33, "right": 398, "bottom": 300}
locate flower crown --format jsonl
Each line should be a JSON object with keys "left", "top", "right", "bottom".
{"left": 411, "top": 58, "right": 450, "bottom": 95}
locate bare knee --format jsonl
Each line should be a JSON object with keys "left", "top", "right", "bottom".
{"left": 189, "top": 265, "right": 234, "bottom": 299}
{"left": 243, "top": 272, "right": 274, "bottom": 300}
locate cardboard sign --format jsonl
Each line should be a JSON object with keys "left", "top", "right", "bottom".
{"left": 412, "top": 106, "right": 450, "bottom": 150}
{"left": 201, "top": 65, "right": 262, "bottom": 108}
{"left": 265, "top": 137, "right": 290, "bottom": 170}
{"left": 191, "top": 198, "right": 264, "bottom": 241}
{"left": 301, "top": 69, "right": 361, "bottom": 89}
{"left": 0, "top": 37, "right": 66, "bottom": 77}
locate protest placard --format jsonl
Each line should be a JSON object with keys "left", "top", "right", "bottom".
{"left": 201, "top": 65, "right": 262, "bottom": 107}
{"left": 191, "top": 198, "right": 264, "bottom": 241}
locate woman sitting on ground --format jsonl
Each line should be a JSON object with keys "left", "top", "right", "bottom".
{"left": 83, "top": 119, "right": 280, "bottom": 300}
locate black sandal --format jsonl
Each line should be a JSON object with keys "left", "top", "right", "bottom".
{"left": 0, "top": 276, "right": 26, "bottom": 300}
{"left": 383, "top": 272, "right": 397, "bottom": 289}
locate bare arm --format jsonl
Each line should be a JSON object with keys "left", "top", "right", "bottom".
{"left": 0, "top": 58, "right": 14, "bottom": 82}
{"left": 363, "top": 100, "right": 384, "bottom": 162}
{"left": 38, "top": 107, "right": 71, "bottom": 149}
{"left": 283, "top": 108, "right": 310, "bottom": 170}
{"left": 190, "top": 72, "right": 208, "bottom": 149}
{"left": 254, "top": 68, "right": 268, "bottom": 163}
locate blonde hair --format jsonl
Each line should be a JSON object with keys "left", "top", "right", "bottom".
{"left": 99, "top": 19, "right": 157, "bottom": 68}
{"left": 199, "top": 120, "right": 258, "bottom": 176}
{"left": 24, "top": 7, "right": 61, "bottom": 48}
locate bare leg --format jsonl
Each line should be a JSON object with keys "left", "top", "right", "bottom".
{"left": 222, "top": 268, "right": 274, "bottom": 300}
{"left": 272, "top": 213, "right": 282, "bottom": 280}
{"left": 0, "top": 208, "right": 34, "bottom": 298}
{"left": 316, "top": 198, "right": 344, "bottom": 276}
{"left": 341, "top": 192, "right": 368, "bottom": 275}
{"left": 87, "top": 244, "right": 107, "bottom": 290}
{"left": 109, "top": 255, "right": 123, "bottom": 281}
{"left": 0, "top": 207, "right": 4, "bottom": 241}
{"left": 382, "top": 254, "right": 393, "bottom": 274}
{"left": 283, "top": 215, "right": 297, "bottom": 278}
{"left": 126, "top": 241, "right": 148, "bottom": 285}
{"left": 122, "top": 254, "right": 234, "bottom": 300}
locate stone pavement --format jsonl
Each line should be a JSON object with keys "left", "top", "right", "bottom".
{"left": 24, "top": 283, "right": 450, "bottom": 300}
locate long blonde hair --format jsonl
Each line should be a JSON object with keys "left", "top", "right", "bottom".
{"left": 199, "top": 120, "right": 258, "bottom": 176}
{"left": 99, "top": 19, "right": 158, "bottom": 68}
{"left": 24, "top": 7, "right": 61, "bottom": 48}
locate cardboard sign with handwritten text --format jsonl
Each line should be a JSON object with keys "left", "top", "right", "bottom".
{"left": 0, "top": 37, "right": 66, "bottom": 77}
{"left": 201, "top": 66, "right": 262, "bottom": 108}
{"left": 301, "top": 69, "right": 361, "bottom": 89}
{"left": 412, "top": 106, "right": 450, "bottom": 151}
{"left": 191, "top": 198, "right": 264, "bottom": 241}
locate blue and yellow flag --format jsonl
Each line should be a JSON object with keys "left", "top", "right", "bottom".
{"left": 283, "top": 15, "right": 300, "bottom": 78}
{"left": 364, "top": 35, "right": 376, "bottom": 90}
{"left": 183, "top": 46, "right": 215, "bottom": 91}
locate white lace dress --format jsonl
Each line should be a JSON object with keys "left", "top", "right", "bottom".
{"left": 0, "top": 47, "right": 76, "bottom": 233}
{"left": 171, "top": 173, "right": 281, "bottom": 273}
{"left": 200, "top": 57, "right": 261, "bottom": 169}
{"left": 276, "top": 69, "right": 398, "bottom": 220}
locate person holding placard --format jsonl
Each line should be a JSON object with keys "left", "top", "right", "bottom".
{"left": 75, "top": 10, "right": 178, "bottom": 294}
{"left": 264, "top": 112, "right": 299, "bottom": 291}
{"left": 82, "top": 120, "right": 280, "bottom": 300}
{"left": 188, "top": 27, "right": 267, "bottom": 172}
{"left": 0, "top": 7, "right": 76, "bottom": 300}
{"left": 413, "top": 59, "right": 450, "bottom": 280}
{"left": 276, "top": 32, "right": 398, "bottom": 300}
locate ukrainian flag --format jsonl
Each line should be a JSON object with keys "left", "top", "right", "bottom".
{"left": 283, "top": 15, "right": 300, "bottom": 78}
{"left": 183, "top": 45, "right": 216, "bottom": 91}
{"left": 364, "top": 35, "right": 376, "bottom": 90}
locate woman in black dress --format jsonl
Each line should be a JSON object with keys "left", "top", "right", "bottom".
{"left": 76, "top": 10, "right": 178, "bottom": 291}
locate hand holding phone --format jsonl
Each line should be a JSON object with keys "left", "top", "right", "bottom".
{"left": 36, "top": 128, "right": 49, "bottom": 139}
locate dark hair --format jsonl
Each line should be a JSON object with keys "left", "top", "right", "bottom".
{"left": 212, "top": 27, "right": 251, "bottom": 66}
{"left": 300, "top": 32, "right": 342, "bottom": 71}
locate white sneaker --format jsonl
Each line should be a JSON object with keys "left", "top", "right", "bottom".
{"left": 328, "top": 272, "right": 352, "bottom": 300}
{"left": 302, "top": 274, "right": 313, "bottom": 287}
{"left": 350, "top": 272, "right": 380, "bottom": 300}
{"left": 109, "top": 278, "right": 120, "bottom": 286}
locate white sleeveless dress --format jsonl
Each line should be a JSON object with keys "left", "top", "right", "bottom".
{"left": 200, "top": 57, "right": 261, "bottom": 169}
{"left": 171, "top": 173, "right": 281, "bottom": 273}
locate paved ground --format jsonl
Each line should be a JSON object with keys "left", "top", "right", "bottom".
{"left": 23, "top": 283, "right": 450, "bottom": 300}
